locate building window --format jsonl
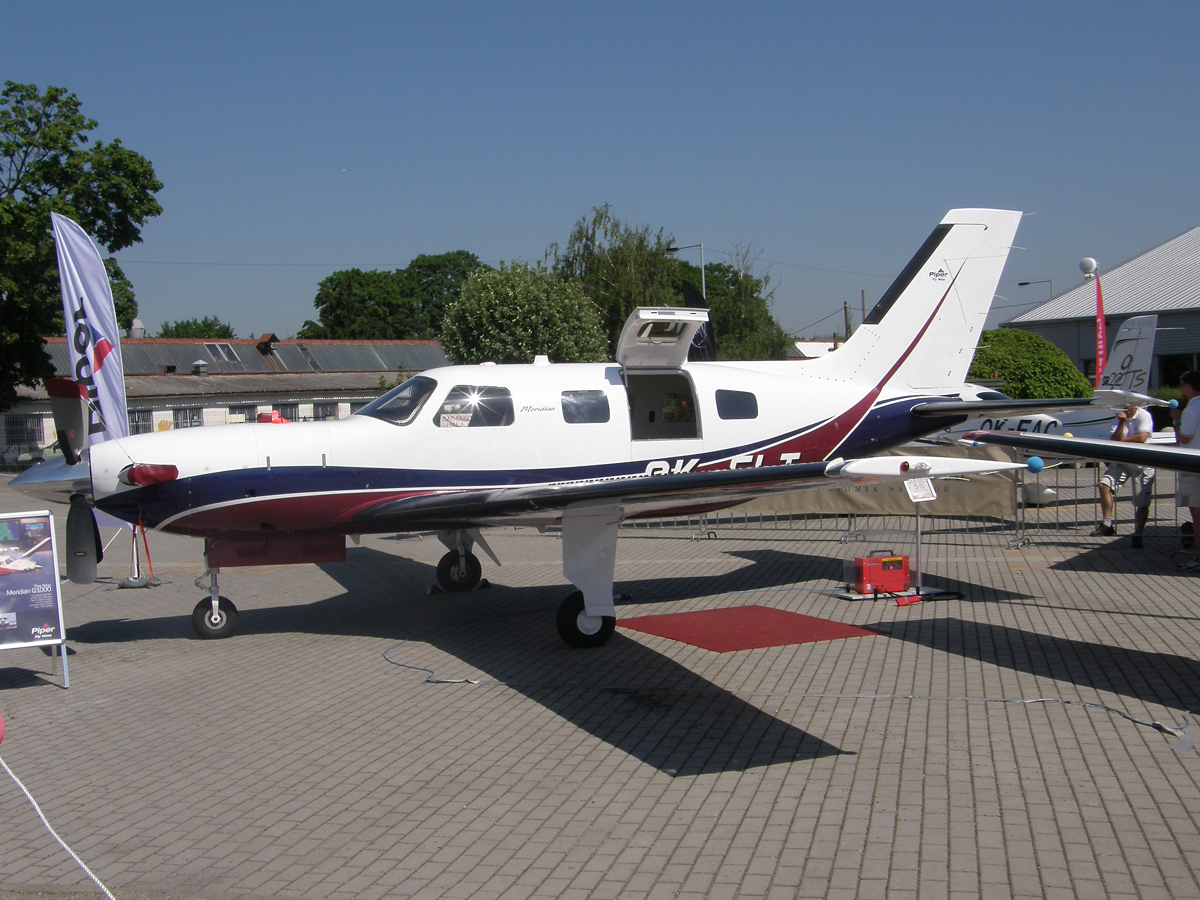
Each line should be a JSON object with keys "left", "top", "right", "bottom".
{"left": 128, "top": 410, "right": 154, "bottom": 434}
{"left": 173, "top": 408, "right": 202, "bottom": 429}
{"left": 314, "top": 403, "right": 339, "bottom": 421}
{"left": 1161, "top": 353, "right": 1199, "bottom": 389}
{"left": 273, "top": 403, "right": 299, "bottom": 423}
{"left": 227, "top": 405, "right": 258, "bottom": 424}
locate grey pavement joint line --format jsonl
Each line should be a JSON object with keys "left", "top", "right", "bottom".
{"left": 0, "top": 755, "right": 117, "bottom": 900}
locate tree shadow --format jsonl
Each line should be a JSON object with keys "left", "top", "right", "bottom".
{"left": 70, "top": 547, "right": 849, "bottom": 775}
{"left": 870, "top": 615, "right": 1200, "bottom": 712}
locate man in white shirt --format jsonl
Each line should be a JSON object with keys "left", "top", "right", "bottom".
{"left": 1091, "top": 404, "right": 1156, "bottom": 546}
{"left": 1176, "top": 371, "right": 1200, "bottom": 548}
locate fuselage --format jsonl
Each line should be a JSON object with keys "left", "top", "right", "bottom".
{"left": 83, "top": 359, "right": 960, "bottom": 538}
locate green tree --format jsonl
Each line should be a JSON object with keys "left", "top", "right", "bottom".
{"left": 299, "top": 252, "right": 485, "bottom": 341}
{"left": 549, "top": 204, "right": 680, "bottom": 355}
{"left": 669, "top": 256, "right": 791, "bottom": 360}
{"left": 0, "top": 81, "right": 162, "bottom": 410}
{"left": 968, "top": 329, "right": 1093, "bottom": 399}
{"left": 441, "top": 262, "right": 608, "bottom": 365}
{"left": 297, "top": 268, "right": 414, "bottom": 339}
{"left": 158, "top": 316, "right": 237, "bottom": 339}
{"left": 104, "top": 258, "right": 137, "bottom": 331}
{"left": 403, "top": 250, "right": 485, "bottom": 338}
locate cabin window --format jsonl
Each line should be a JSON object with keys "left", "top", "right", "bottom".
{"left": 356, "top": 375, "right": 438, "bottom": 426}
{"left": 715, "top": 390, "right": 758, "bottom": 420}
{"left": 435, "top": 385, "right": 515, "bottom": 428}
{"left": 561, "top": 391, "right": 610, "bottom": 424}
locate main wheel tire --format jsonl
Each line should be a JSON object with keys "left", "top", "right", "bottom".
{"left": 556, "top": 590, "right": 615, "bottom": 648}
{"left": 192, "top": 596, "right": 238, "bottom": 639}
{"left": 436, "top": 550, "right": 482, "bottom": 592}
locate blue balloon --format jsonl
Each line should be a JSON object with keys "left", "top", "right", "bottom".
{"left": 1027, "top": 456, "right": 1045, "bottom": 474}
{"left": 1170, "top": 399, "right": 1179, "bottom": 409}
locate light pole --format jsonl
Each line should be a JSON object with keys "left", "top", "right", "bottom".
{"left": 1017, "top": 278, "right": 1054, "bottom": 300}
{"left": 665, "top": 243, "right": 705, "bottom": 300}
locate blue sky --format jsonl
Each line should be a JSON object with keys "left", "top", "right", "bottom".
{"left": 7, "top": 2, "right": 1199, "bottom": 340}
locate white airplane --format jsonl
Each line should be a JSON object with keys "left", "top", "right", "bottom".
{"left": 926, "top": 315, "right": 1168, "bottom": 443}
{"left": 0, "top": 537, "right": 51, "bottom": 576}
{"left": 16, "top": 208, "right": 1096, "bottom": 646}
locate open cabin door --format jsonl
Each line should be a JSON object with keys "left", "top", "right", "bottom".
{"left": 617, "top": 308, "right": 708, "bottom": 444}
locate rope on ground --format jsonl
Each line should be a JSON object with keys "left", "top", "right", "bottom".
{"left": 0, "top": 754, "right": 117, "bottom": 899}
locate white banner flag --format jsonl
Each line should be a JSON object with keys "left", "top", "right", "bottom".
{"left": 50, "top": 213, "right": 130, "bottom": 443}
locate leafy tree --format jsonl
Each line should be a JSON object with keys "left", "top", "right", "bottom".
{"left": 299, "top": 251, "right": 486, "bottom": 340}
{"left": 441, "top": 262, "right": 607, "bottom": 365}
{"left": 549, "top": 204, "right": 680, "bottom": 354}
{"left": 550, "top": 205, "right": 789, "bottom": 360}
{"left": 298, "top": 268, "right": 415, "bottom": 340}
{"left": 158, "top": 316, "right": 237, "bottom": 339}
{"left": 403, "top": 250, "right": 485, "bottom": 338}
{"left": 104, "top": 258, "right": 137, "bottom": 331}
{"left": 0, "top": 81, "right": 162, "bottom": 411}
{"left": 669, "top": 257, "right": 790, "bottom": 360}
{"left": 968, "top": 329, "right": 1093, "bottom": 399}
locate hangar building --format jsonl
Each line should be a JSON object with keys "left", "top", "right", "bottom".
{"left": 2, "top": 334, "right": 447, "bottom": 469}
{"left": 1003, "top": 225, "right": 1200, "bottom": 390}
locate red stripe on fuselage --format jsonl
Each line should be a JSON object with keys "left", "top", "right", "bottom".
{"left": 159, "top": 490, "right": 441, "bottom": 537}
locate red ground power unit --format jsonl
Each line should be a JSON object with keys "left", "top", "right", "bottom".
{"left": 854, "top": 554, "right": 910, "bottom": 594}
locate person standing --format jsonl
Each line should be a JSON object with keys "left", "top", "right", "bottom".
{"left": 1176, "top": 371, "right": 1200, "bottom": 548}
{"left": 1091, "top": 404, "right": 1156, "bottom": 546}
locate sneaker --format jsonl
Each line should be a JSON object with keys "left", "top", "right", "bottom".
{"left": 1131, "top": 535, "right": 1143, "bottom": 548}
{"left": 1184, "top": 522, "right": 1195, "bottom": 548}
{"left": 1090, "top": 524, "right": 1116, "bottom": 537}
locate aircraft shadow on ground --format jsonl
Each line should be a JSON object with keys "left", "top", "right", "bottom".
{"left": 1042, "top": 542, "right": 1199, "bottom": 576}
{"left": 871, "top": 615, "right": 1200, "bottom": 713}
{"left": 69, "top": 547, "right": 849, "bottom": 776}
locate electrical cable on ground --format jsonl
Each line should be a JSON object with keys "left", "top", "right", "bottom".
{"left": 0, "top": 755, "right": 117, "bottom": 899}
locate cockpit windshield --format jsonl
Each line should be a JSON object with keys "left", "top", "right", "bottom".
{"left": 355, "top": 375, "right": 438, "bottom": 425}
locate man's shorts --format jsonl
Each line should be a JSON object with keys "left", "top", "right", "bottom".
{"left": 1178, "top": 472, "right": 1200, "bottom": 508}
{"left": 1101, "top": 463, "right": 1156, "bottom": 507}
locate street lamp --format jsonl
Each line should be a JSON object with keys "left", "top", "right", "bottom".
{"left": 1017, "top": 278, "right": 1054, "bottom": 300}
{"left": 665, "top": 242, "right": 705, "bottom": 300}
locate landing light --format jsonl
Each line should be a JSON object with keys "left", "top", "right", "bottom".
{"left": 119, "top": 464, "right": 180, "bottom": 486}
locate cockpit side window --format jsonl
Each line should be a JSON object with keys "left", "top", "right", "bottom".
{"left": 435, "top": 385, "right": 515, "bottom": 427}
{"left": 355, "top": 375, "right": 438, "bottom": 425}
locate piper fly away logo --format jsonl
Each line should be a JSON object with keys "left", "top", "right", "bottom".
{"left": 928, "top": 268, "right": 949, "bottom": 281}
{"left": 31, "top": 623, "right": 57, "bottom": 639}
{"left": 71, "top": 302, "right": 114, "bottom": 436}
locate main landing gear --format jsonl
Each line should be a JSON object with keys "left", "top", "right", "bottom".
{"left": 192, "top": 569, "right": 238, "bottom": 639}
{"left": 556, "top": 591, "right": 615, "bottom": 648}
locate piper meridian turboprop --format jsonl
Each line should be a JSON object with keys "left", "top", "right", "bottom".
{"left": 17, "top": 207, "right": 1083, "bottom": 646}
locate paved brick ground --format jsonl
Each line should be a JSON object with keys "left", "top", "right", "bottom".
{"left": 1, "top": 473, "right": 1198, "bottom": 899}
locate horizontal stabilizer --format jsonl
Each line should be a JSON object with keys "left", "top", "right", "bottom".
{"left": 964, "top": 431, "right": 1200, "bottom": 475}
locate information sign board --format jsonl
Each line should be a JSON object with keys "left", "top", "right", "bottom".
{"left": 0, "top": 510, "right": 69, "bottom": 686}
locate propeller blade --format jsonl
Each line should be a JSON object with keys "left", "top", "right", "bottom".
{"left": 66, "top": 494, "right": 102, "bottom": 584}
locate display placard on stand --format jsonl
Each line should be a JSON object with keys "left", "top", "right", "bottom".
{"left": 0, "top": 510, "right": 69, "bottom": 687}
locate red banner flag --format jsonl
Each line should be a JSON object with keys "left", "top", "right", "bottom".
{"left": 1093, "top": 274, "right": 1106, "bottom": 388}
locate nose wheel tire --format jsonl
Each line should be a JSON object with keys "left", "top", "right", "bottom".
{"left": 192, "top": 596, "right": 238, "bottom": 639}
{"left": 556, "top": 591, "right": 615, "bottom": 648}
{"left": 436, "top": 550, "right": 482, "bottom": 592}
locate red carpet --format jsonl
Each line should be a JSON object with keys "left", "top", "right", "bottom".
{"left": 618, "top": 605, "right": 880, "bottom": 653}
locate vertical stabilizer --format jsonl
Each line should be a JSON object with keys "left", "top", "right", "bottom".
{"left": 807, "top": 209, "right": 1022, "bottom": 393}
{"left": 1099, "top": 314, "right": 1157, "bottom": 393}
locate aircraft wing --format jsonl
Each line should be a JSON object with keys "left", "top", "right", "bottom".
{"left": 964, "top": 431, "right": 1200, "bottom": 475}
{"left": 911, "top": 389, "right": 1171, "bottom": 420}
{"left": 347, "top": 454, "right": 1031, "bottom": 530}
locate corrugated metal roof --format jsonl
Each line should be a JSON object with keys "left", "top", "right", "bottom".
{"left": 17, "top": 372, "right": 392, "bottom": 401}
{"left": 1007, "top": 226, "right": 1200, "bottom": 324}
{"left": 42, "top": 337, "right": 448, "bottom": 376}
